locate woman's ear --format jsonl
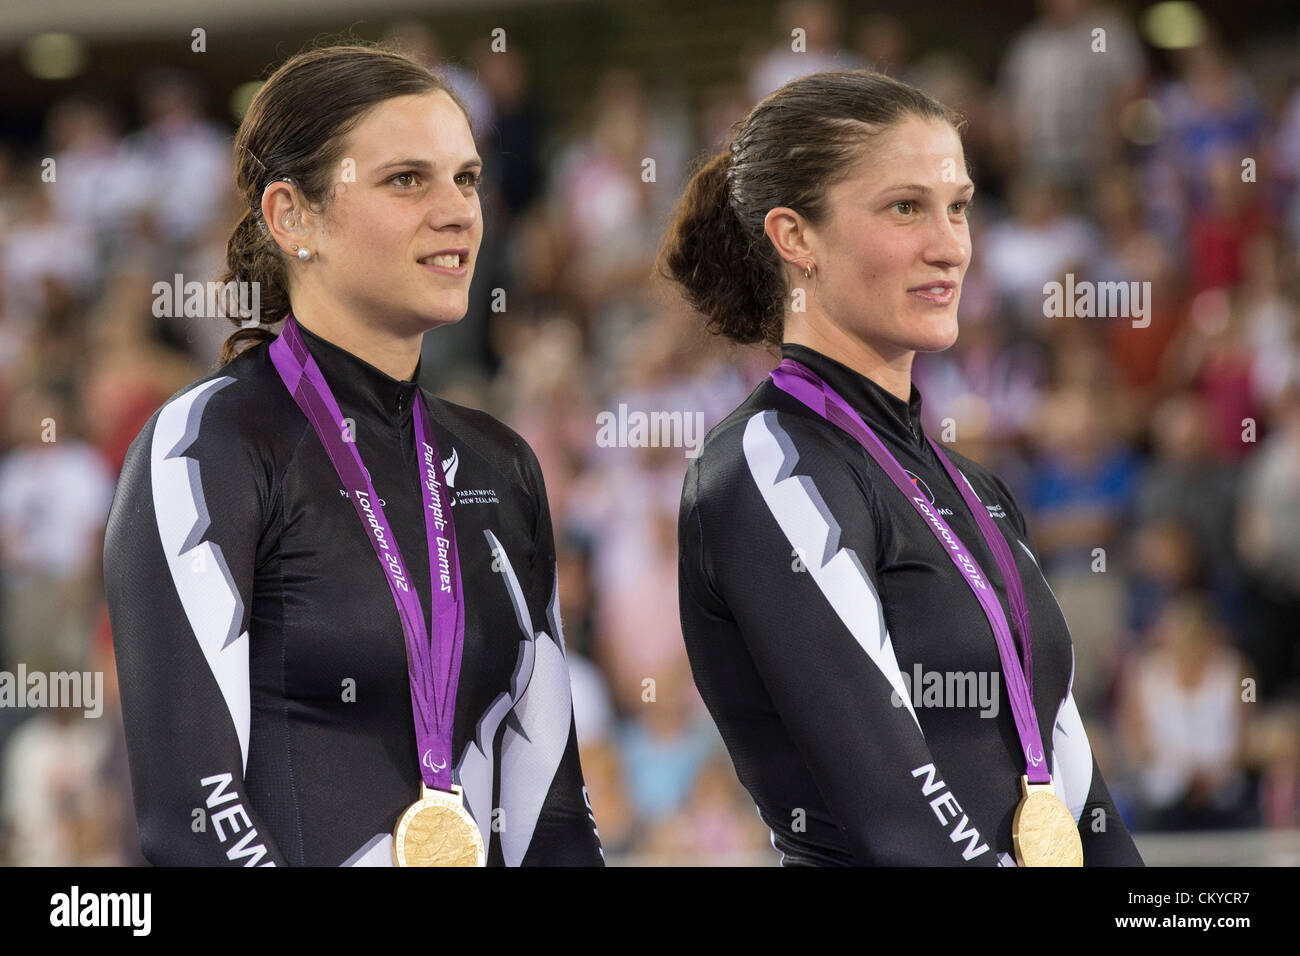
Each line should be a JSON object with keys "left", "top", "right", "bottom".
{"left": 763, "top": 206, "right": 815, "bottom": 278}
{"left": 262, "top": 180, "right": 312, "bottom": 256}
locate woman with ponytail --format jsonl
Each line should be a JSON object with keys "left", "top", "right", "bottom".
{"left": 663, "top": 70, "right": 1142, "bottom": 866}
{"left": 104, "top": 43, "right": 602, "bottom": 866}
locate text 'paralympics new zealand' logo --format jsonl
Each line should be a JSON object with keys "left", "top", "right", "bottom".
{"left": 441, "top": 446, "right": 500, "bottom": 508}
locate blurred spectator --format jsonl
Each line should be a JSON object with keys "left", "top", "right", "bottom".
{"left": 642, "top": 753, "right": 775, "bottom": 864}
{"left": 1124, "top": 517, "right": 1203, "bottom": 647}
{"left": 44, "top": 95, "right": 138, "bottom": 266}
{"left": 0, "top": 144, "right": 23, "bottom": 234}
{"left": 1186, "top": 151, "right": 1274, "bottom": 294}
{"left": 1023, "top": 379, "right": 1142, "bottom": 709}
{"left": 1133, "top": 393, "right": 1241, "bottom": 604}
{"left": 1161, "top": 289, "right": 1266, "bottom": 464}
{"left": 981, "top": 175, "right": 1102, "bottom": 330}
{"left": 611, "top": 657, "right": 718, "bottom": 825}
{"left": 0, "top": 173, "right": 96, "bottom": 353}
{"left": 1240, "top": 234, "right": 1300, "bottom": 409}
{"left": 1118, "top": 592, "right": 1255, "bottom": 831}
{"left": 696, "top": 81, "right": 752, "bottom": 154}
{"left": 545, "top": 69, "right": 686, "bottom": 361}
{"left": 996, "top": 0, "right": 1145, "bottom": 194}
{"left": 386, "top": 20, "right": 496, "bottom": 146}
{"left": 747, "top": 0, "right": 867, "bottom": 102}
{"left": 1247, "top": 703, "right": 1300, "bottom": 829}
{"left": 1159, "top": 34, "right": 1266, "bottom": 222}
{"left": 0, "top": 705, "right": 121, "bottom": 866}
{"left": 0, "top": 624, "right": 134, "bottom": 866}
{"left": 0, "top": 381, "right": 114, "bottom": 674}
{"left": 585, "top": 452, "right": 683, "bottom": 711}
{"left": 471, "top": 37, "right": 544, "bottom": 221}
{"left": 80, "top": 267, "right": 202, "bottom": 473}
{"left": 1091, "top": 164, "right": 1186, "bottom": 398}
{"left": 1025, "top": 382, "right": 1142, "bottom": 572}
{"left": 119, "top": 69, "right": 232, "bottom": 256}
{"left": 1234, "top": 382, "right": 1300, "bottom": 693}
{"left": 1277, "top": 82, "right": 1300, "bottom": 249}
{"left": 852, "top": 12, "right": 911, "bottom": 79}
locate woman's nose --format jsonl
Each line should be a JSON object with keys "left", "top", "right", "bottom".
{"left": 428, "top": 181, "right": 478, "bottom": 230}
{"left": 926, "top": 218, "right": 968, "bottom": 268}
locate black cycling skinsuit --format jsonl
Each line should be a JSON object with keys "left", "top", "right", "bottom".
{"left": 678, "top": 343, "right": 1143, "bottom": 866}
{"left": 104, "top": 320, "right": 603, "bottom": 866}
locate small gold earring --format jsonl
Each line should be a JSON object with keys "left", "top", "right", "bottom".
{"left": 803, "top": 263, "right": 814, "bottom": 280}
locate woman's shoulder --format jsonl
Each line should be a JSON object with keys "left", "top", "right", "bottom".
{"left": 684, "top": 380, "right": 873, "bottom": 513}
{"left": 695, "top": 378, "right": 872, "bottom": 469}
{"left": 124, "top": 342, "right": 306, "bottom": 470}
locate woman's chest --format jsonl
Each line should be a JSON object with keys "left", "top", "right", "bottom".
{"left": 258, "top": 433, "right": 542, "bottom": 720}
{"left": 871, "top": 461, "right": 1074, "bottom": 710}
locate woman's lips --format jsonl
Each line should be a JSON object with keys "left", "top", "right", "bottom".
{"left": 908, "top": 287, "right": 955, "bottom": 305}
{"left": 419, "top": 259, "right": 468, "bottom": 277}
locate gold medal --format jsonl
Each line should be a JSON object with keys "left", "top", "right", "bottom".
{"left": 1011, "top": 775, "right": 1083, "bottom": 866}
{"left": 392, "top": 783, "right": 486, "bottom": 867}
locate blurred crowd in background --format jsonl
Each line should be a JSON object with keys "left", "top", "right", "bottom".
{"left": 1, "top": 0, "right": 1299, "bottom": 865}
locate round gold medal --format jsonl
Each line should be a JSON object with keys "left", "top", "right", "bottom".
{"left": 393, "top": 783, "right": 486, "bottom": 867}
{"left": 1011, "top": 775, "right": 1083, "bottom": 867}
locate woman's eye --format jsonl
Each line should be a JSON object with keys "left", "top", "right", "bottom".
{"left": 390, "top": 170, "right": 482, "bottom": 190}
{"left": 893, "top": 200, "right": 914, "bottom": 215}
{"left": 951, "top": 199, "right": 973, "bottom": 215}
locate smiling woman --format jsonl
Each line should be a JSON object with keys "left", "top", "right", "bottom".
{"left": 219, "top": 44, "right": 483, "bottom": 376}
{"left": 660, "top": 70, "right": 1143, "bottom": 867}
{"left": 103, "top": 43, "right": 603, "bottom": 867}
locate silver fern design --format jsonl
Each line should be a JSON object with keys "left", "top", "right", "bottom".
{"left": 441, "top": 447, "right": 458, "bottom": 489}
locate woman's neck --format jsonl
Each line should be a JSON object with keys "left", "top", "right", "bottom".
{"left": 784, "top": 314, "right": 914, "bottom": 403}
{"left": 290, "top": 306, "right": 422, "bottom": 382}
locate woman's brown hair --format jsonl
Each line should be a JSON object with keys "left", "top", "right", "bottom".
{"left": 658, "top": 70, "right": 965, "bottom": 346}
{"left": 217, "top": 42, "right": 470, "bottom": 365}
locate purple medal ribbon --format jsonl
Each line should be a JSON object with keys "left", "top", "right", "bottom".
{"left": 770, "top": 358, "right": 1048, "bottom": 783}
{"left": 270, "top": 313, "right": 464, "bottom": 792}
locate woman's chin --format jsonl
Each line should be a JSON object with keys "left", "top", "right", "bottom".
{"left": 417, "top": 299, "right": 469, "bottom": 328}
{"left": 911, "top": 323, "right": 960, "bottom": 353}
